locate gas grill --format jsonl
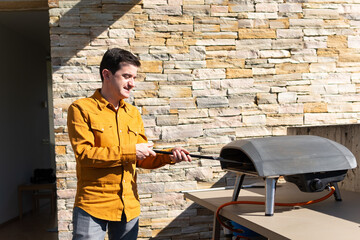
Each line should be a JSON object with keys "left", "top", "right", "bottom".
{"left": 219, "top": 135, "right": 357, "bottom": 216}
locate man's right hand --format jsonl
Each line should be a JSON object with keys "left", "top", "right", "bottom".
{"left": 136, "top": 143, "right": 156, "bottom": 160}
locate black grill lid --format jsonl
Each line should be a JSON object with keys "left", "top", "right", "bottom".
{"left": 220, "top": 135, "right": 357, "bottom": 177}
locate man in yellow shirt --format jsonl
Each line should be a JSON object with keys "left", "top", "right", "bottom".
{"left": 67, "top": 48, "right": 192, "bottom": 240}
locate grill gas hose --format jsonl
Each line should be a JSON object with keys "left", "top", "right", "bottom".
{"left": 214, "top": 186, "right": 336, "bottom": 240}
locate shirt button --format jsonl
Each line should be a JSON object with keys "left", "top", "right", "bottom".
{"left": 123, "top": 180, "right": 126, "bottom": 183}
{"left": 101, "top": 128, "right": 104, "bottom": 131}
{"left": 120, "top": 130, "right": 122, "bottom": 133}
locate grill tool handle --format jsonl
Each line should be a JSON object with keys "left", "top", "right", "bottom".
{"left": 154, "top": 150, "right": 250, "bottom": 166}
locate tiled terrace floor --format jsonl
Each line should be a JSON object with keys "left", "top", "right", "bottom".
{"left": 0, "top": 204, "right": 58, "bottom": 240}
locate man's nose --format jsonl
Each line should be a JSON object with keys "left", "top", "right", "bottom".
{"left": 129, "top": 78, "right": 135, "bottom": 87}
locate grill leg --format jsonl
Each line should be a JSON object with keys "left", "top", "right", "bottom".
{"left": 232, "top": 174, "right": 245, "bottom": 201}
{"left": 265, "top": 177, "right": 278, "bottom": 216}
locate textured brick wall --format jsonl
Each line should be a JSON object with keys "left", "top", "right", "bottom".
{"left": 50, "top": 0, "right": 360, "bottom": 239}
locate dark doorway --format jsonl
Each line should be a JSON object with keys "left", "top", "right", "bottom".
{"left": 0, "top": 10, "right": 54, "bottom": 224}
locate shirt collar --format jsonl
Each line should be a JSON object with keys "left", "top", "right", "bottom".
{"left": 92, "top": 89, "right": 128, "bottom": 112}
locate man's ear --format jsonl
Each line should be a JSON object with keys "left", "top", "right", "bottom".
{"left": 102, "top": 69, "right": 111, "bottom": 81}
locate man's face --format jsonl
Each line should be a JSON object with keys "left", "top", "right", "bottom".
{"left": 104, "top": 63, "right": 138, "bottom": 100}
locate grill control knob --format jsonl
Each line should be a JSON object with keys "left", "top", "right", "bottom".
{"left": 310, "top": 178, "right": 324, "bottom": 192}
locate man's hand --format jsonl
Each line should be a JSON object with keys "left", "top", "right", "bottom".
{"left": 170, "top": 147, "right": 192, "bottom": 163}
{"left": 136, "top": 143, "right": 156, "bottom": 160}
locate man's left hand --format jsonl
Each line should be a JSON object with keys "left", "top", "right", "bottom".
{"left": 170, "top": 147, "right": 192, "bottom": 163}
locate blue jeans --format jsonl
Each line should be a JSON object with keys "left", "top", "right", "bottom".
{"left": 72, "top": 207, "right": 139, "bottom": 240}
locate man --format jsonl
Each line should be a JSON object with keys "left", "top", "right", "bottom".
{"left": 67, "top": 48, "right": 192, "bottom": 240}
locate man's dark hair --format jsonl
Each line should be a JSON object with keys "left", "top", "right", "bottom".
{"left": 99, "top": 48, "right": 141, "bottom": 82}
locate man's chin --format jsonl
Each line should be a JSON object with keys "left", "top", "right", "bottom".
{"left": 120, "top": 92, "right": 130, "bottom": 99}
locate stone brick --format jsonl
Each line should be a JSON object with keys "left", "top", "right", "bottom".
{"left": 256, "top": 93, "right": 278, "bottom": 104}
{"left": 143, "top": 5, "right": 182, "bottom": 15}
{"left": 303, "top": 28, "right": 336, "bottom": 37}
{"left": 174, "top": 60, "right": 206, "bottom": 69}
{"left": 304, "top": 102, "right": 328, "bottom": 113}
{"left": 289, "top": 19, "right": 324, "bottom": 28}
{"left": 236, "top": 126, "right": 272, "bottom": 138}
{"left": 183, "top": 5, "right": 210, "bottom": 16}
{"left": 203, "top": 127, "right": 236, "bottom": 136}
{"left": 56, "top": 145, "right": 67, "bottom": 155}
{"left": 303, "top": 9, "right": 340, "bottom": 20}
{"left": 220, "top": 78, "right": 254, "bottom": 89}
{"left": 228, "top": 3, "right": 254, "bottom": 12}
{"left": 196, "top": 97, "right": 229, "bottom": 108}
{"left": 194, "top": 24, "right": 220, "bottom": 32}
{"left": 58, "top": 210, "right": 73, "bottom": 221}
{"left": 178, "top": 109, "right": 209, "bottom": 118}
{"left": 278, "top": 104, "right": 304, "bottom": 114}
{"left": 275, "top": 42, "right": 305, "bottom": 54}
{"left": 303, "top": 113, "right": 337, "bottom": 125}
{"left": 226, "top": 69, "right": 253, "bottom": 78}
{"left": 236, "top": 39, "right": 272, "bottom": 50}
{"left": 252, "top": 68, "right": 276, "bottom": 75}
{"left": 291, "top": 49, "right": 317, "bottom": 63}
{"left": 266, "top": 114, "right": 303, "bottom": 126}
{"left": 164, "top": 181, "right": 198, "bottom": 192}
{"left": 220, "top": 18, "right": 238, "bottom": 31}
{"left": 304, "top": 36, "right": 327, "bottom": 49}
{"left": 162, "top": 124, "right": 203, "bottom": 140}
{"left": 256, "top": 3, "right": 278, "bottom": 12}
{"left": 278, "top": 3, "right": 302, "bottom": 13}
{"left": 159, "top": 86, "right": 192, "bottom": 98}
{"left": 156, "top": 115, "right": 179, "bottom": 126}
{"left": 317, "top": 48, "right": 339, "bottom": 57}
{"left": 206, "top": 59, "right": 245, "bottom": 68}
{"left": 185, "top": 167, "right": 213, "bottom": 181}
{"left": 242, "top": 114, "right": 266, "bottom": 126}
{"left": 138, "top": 182, "right": 165, "bottom": 194}
{"left": 310, "top": 62, "right": 336, "bottom": 73}
{"left": 348, "top": 36, "right": 360, "bottom": 48}
{"left": 276, "top": 63, "right": 310, "bottom": 74}
{"left": 259, "top": 50, "right": 290, "bottom": 58}
{"left": 238, "top": 29, "right": 276, "bottom": 39}
{"left": 277, "top": 29, "right": 303, "bottom": 39}
{"left": 202, "top": 31, "right": 238, "bottom": 39}
{"left": 170, "top": 98, "right": 196, "bottom": 109}
{"left": 57, "top": 189, "right": 76, "bottom": 199}
{"left": 196, "top": 39, "right": 235, "bottom": 46}
{"left": 269, "top": 19, "right": 289, "bottom": 29}
{"left": 193, "top": 69, "right": 226, "bottom": 79}
{"left": 278, "top": 92, "right": 297, "bottom": 103}
{"left": 247, "top": 12, "right": 278, "bottom": 19}
{"left": 140, "top": 61, "right": 163, "bottom": 73}
{"left": 135, "top": 98, "right": 169, "bottom": 106}
{"left": 328, "top": 35, "right": 347, "bottom": 48}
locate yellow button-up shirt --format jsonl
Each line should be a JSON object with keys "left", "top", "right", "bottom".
{"left": 67, "top": 89, "right": 173, "bottom": 221}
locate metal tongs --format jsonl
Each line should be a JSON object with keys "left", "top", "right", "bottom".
{"left": 154, "top": 150, "right": 251, "bottom": 166}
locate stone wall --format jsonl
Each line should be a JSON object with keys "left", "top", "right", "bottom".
{"left": 50, "top": 0, "right": 360, "bottom": 239}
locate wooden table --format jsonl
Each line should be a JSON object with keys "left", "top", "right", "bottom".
{"left": 184, "top": 183, "right": 360, "bottom": 240}
{"left": 18, "top": 183, "right": 56, "bottom": 219}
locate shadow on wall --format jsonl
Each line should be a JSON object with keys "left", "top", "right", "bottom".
{"left": 53, "top": 1, "right": 244, "bottom": 239}
{"left": 150, "top": 172, "right": 264, "bottom": 240}
{"left": 51, "top": 0, "right": 141, "bottom": 67}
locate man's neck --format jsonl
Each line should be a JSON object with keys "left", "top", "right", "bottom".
{"left": 100, "top": 88, "right": 120, "bottom": 110}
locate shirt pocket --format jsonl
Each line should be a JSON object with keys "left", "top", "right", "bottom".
{"left": 90, "top": 123, "right": 116, "bottom": 147}
{"left": 127, "top": 125, "right": 139, "bottom": 144}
